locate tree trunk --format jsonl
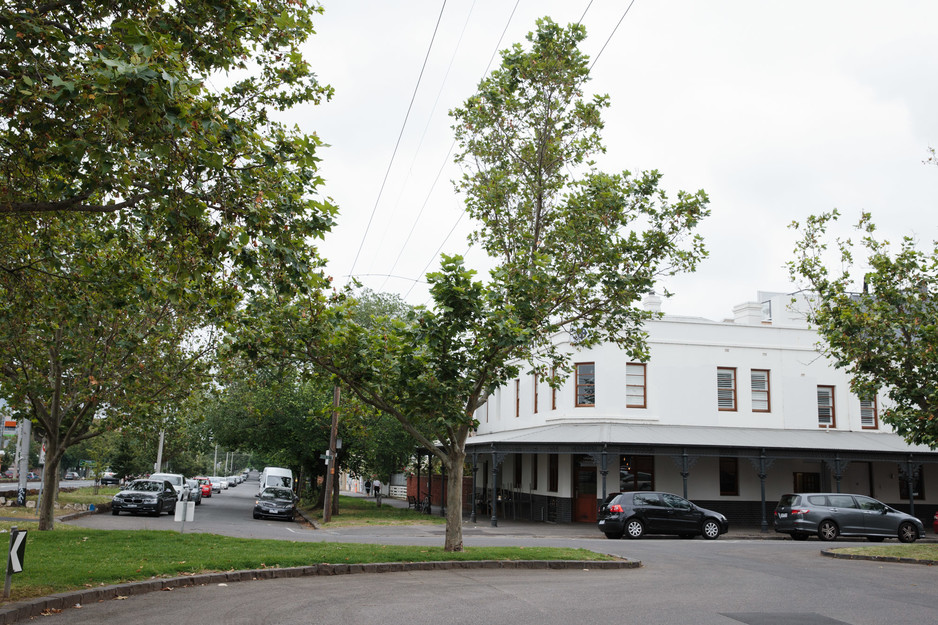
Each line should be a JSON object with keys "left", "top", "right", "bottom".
{"left": 38, "top": 449, "right": 61, "bottom": 530}
{"left": 443, "top": 446, "right": 466, "bottom": 552}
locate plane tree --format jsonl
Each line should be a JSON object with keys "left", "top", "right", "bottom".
{"left": 237, "top": 19, "right": 709, "bottom": 551}
{"left": 790, "top": 210, "right": 938, "bottom": 449}
{"left": 0, "top": 1, "right": 335, "bottom": 528}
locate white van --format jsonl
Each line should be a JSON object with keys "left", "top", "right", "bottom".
{"left": 258, "top": 467, "right": 293, "bottom": 495}
{"left": 150, "top": 472, "right": 188, "bottom": 500}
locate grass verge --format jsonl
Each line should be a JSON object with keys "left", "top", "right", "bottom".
{"left": 0, "top": 524, "right": 617, "bottom": 603}
{"left": 829, "top": 543, "right": 938, "bottom": 562}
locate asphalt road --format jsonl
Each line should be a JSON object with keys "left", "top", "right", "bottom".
{"left": 56, "top": 481, "right": 938, "bottom": 625}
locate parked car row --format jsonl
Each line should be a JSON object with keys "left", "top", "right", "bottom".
{"left": 111, "top": 473, "right": 249, "bottom": 517}
{"left": 597, "top": 489, "right": 928, "bottom": 543}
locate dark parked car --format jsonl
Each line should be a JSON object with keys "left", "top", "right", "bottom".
{"left": 933, "top": 511, "right": 938, "bottom": 535}
{"left": 100, "top": 471, "right": 119, "bottom": 485}
{"left": 598, "top": 491, "right": 728, "bottom": 540}
{"left": 774, "top": 493, "right": 925, "bottom": 542}
{"left": 253, "top": 486, "right": 298, "bottom": 521}
{"left": 111, "top": 479, "right": 178, "bottom": 517}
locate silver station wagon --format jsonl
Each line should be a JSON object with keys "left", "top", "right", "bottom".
{"left": 774, "top": 492, "right": 925, "bottom": 543}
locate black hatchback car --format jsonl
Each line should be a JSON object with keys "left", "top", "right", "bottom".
{"left": 598, "top": 491, "right": 729, "bottom": 540}
{"left": 111, "top": 479, "right": 179, "bottom": 516}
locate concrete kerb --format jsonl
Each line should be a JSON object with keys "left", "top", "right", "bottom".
{"left": 821, "top": 549, "right": 938, "bottom": 566}
{"left": 0, "top": 558, "right": 640, "bottom": 625}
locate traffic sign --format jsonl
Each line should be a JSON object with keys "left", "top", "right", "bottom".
{"left": 8, "top": 530, "right": 25, "bottom": 574}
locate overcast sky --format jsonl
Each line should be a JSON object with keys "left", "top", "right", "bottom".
{"left": 289, "top": 0, "right": 938, "bottom": 321}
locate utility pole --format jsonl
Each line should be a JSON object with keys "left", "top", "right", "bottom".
{"left": 154, "top": 429, "right": 164, "bottom": 473}
{"left": 323, "top": 385, "right": 340, "bottom": 523}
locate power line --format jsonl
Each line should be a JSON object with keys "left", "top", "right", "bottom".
{"left": 399, "top": 0, "right": 522, "bottom": 300}
{"left": 589, "top": 0, "right": 636, "bottom": 71}
{"left": 348, "top": 0, "right": 448, "bottom": 278}
{"left": 378, "top": 0, "right": 479, "bottom": 292}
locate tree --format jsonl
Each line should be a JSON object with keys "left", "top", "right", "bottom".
{"left": 789, "top": 210, "right": 938, "bottom": 449}
{"left": 238, "top": 19, "right": 709, "bottom": 551}
{"left": 0, "top": 1, "right": 335, "bottom": 528}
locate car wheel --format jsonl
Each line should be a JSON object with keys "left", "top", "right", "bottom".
{"left": 625, "top": 518, "right": 644, "bottom": 539}
{"left": 253, "top": 512, "right": 260, "bottom": 519}
{"left": 791, "top": 532, "right": 809, "bottom": 541}
{"left": 817, "top": 520, "right": 838, "bottom": 541}
{"left": 702, "top": 519, "right": 721, "bottom": 540}
{"left": 898, "top": 522, "right": 918, "bottom": 543}
{"left": 111, "top": 509, "right": 119, "bottom": 516}
{"left": 604, "top": 531, "right": 624, "bottom": 540}
{"left": 151, "top": 501, "right": 162, "bottom": 517}
{"left": 867, "top": 536, "right": 885, "bottom": 542}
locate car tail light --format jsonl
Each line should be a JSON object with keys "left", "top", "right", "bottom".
{"left": 791, "top": 508, "right": 810, "bottom": 515}
{"left": 609, "top": 504, "right": 624, "bottom": 514}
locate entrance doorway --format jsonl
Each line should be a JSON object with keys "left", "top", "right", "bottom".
{"left": 574, "top": 457, "right": 597, "bottom": 523}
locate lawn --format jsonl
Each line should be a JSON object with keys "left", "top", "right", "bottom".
{"left": 829, "top": 543, "right": 938, "bottom": 562}
{"left": 0, "top": 525, "right": 617, "bottom": 603}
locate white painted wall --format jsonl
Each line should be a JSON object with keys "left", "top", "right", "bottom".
{"left": 474, "top": 292, "right": 891, "bottom": 436}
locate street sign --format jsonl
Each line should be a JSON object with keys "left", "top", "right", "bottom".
{"left": 8, "top": 530, "right": 25, "bottom": 574}
{"left": 4, "top": 527, "right": 26, "bottom": 599}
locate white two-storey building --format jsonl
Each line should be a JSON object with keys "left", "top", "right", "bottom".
{"left": 466, "top": 292, "right": 938, "bottom": 529}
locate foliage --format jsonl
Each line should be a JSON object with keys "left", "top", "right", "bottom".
{"left": 790, "top": 210, "right": 938, "bottom": 448}
{"left": 0, "top": 1, "right": 336, "bottom": 528}
{"left": 237, "top": 19, "right": 708, "bottom": 552}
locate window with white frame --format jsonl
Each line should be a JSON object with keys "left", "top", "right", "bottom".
{"left": 860, "top": 397, "right": 878, "bottom": 429}
{"left": 626, "top": 363, "right": 646, "bottom": 408}
{"left": 817, "top": 385, "right": 835, "bottom": 428}
{"left": 751, "top": 369, "right": 770, "bottom": 412}
{"left": 717, "top": 367, "right": 737, "bottom": 411}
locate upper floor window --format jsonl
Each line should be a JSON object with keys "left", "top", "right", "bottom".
{"left": 551, "top": 367, "right": 557, "bottom": 410}
{"left": 626, "top": 363, "right": 647, "bottom": 408}
{"left": 533, "top": 373, "right": 539, "bottom": 414}
{"left": 514, "top": 379, "right": 520, "bottom": 418}
{"left": 860, "top": 397, "right": 878, "bottom": 429}
{"left": 575, "top": 362, "right": 595, "bottom": 407}
{"left": 751, "top": 369, "right": 770, "bottom": 412}
{"left": 817, "top": 385, "right": 835, "bottom": 428}
{"left": 717, "top": 367, "right": 737, "bottom": 411}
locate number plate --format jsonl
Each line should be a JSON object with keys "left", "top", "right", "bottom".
{"left": 598, "top": 520, "right": 605, "bottom": 525}
{"left": 777, "top": 513, "right": 787, "bottom": 518}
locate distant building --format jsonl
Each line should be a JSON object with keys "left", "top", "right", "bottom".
{"left": 466, "top": 292, "right": 937, "bottom": 529}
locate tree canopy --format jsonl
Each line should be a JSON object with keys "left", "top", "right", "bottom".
{"left": 0, "top": 0, "right": 335, "bottom": 528}
{"left": 790, "top": 210, "right": 938, "bottom": 449}
{"left": 236, "top": 18, "right": 709, "bottom": 551}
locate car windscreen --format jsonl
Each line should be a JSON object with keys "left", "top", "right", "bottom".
{"left": 268, "top": 476, "right": 292, "bottom": 488}
{"left": 128, "top": 481, "right": 161, "bottom": 492}
{"left": 777, "top": 494, "right": 799, "bottom": 508}
{"left": 260, "top": 489, "right": 293, "bottom": 501}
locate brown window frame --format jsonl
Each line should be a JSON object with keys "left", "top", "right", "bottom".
{"left": 533, "top": 372, "right": 539, "bottom": 414}
{"left": 717, "top": 367, "right": 737, "bottom": 411}
{"left": 575, "top": 362, "right": 595, "bottom": 407}
{"left": 860, "top": 397, "right": 878, "bottom": 429}
{"left": 751, "top": 369, "right": 770, "bottom": 413}
{"left": 514, "top": 379, "right": 520, "bottom": 418}
{"left": 551, "top": 366, "right": 557, "bottom": 410}
{"left": 626, "top": 362, "right": 647, "bottom": 409}
{"left": 817, "top": 385, "right": 836, "bottom": 428}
